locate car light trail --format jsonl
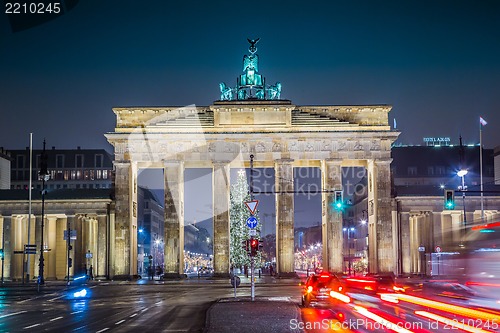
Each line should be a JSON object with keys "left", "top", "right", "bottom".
{"left": 415, "top": 311, "right": 496, "bottom": 333}
{"left": 353, "top": 305, "right": 417, "bottom": 333}
{"left": 329, "top": 290, "right": 351, "bottom": 303}
{"left": 380, "top": 294, "right": 500, "bottom": 322}
{"left": 381, "top": 293, "right": 399, "bottom": 304}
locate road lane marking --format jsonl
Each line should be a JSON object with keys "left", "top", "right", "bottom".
{"left": 0, "top": 311, "right": 27, "bottom": 319}
{"left": 155, "top": 301, "right": 162, "bottom": 305}
{"left": 96, "top": 328, "right": 109, "bottom": 333}
{"left": 130, "top": 313, "right": 137, "bottom": 318}
{"left": 141, "top": 307, "right": 149, "bottom": 312}
{"left": 50, "top": 316, "right": 63, "bottom": 321}
{"left": 49, "top": 295, "right": 65, "bottom": 301}
{"left": 24, "top": 323, "right": 40, "bottom": 329}
{"left": 115, "top": 320, "right": 125, "bottom": 325}
{"left": 71, "top": 310, "right": 83, "bottom": 314}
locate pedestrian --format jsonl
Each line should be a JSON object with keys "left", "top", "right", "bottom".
{"left": 83, "top": 264, "right": 88, "bottom": 278}
{"left": 269, "top": 264, "right": 274, "bottom": 276}
{"left": 89, "top": 265, "right": 94, "bottom": 280}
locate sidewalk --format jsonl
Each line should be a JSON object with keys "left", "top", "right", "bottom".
{"left": 204, "top": 296, "right": 304, "bottom": 333}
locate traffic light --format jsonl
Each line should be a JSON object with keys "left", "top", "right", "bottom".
{"left": 334, "top": 190, "right": 344, "bottom": 211}
{"left": 444, "top": 190, "right": 455, "bottom": 209}
{"left": 250, "top": 238, "right": 259, "bottom": 257}
{"left": 68, "top": 257, "right": 73, "bottom": 268}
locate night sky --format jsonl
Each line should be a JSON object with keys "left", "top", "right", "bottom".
{"left": 1, "top": 1, "right": 500, "bottom": 150}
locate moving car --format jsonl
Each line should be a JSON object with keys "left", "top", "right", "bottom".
{"left": 345, "top": 274, "right": 405, "bottom": 294}
{"left": 301, "top": 272, "right": 350, "bottom": 307}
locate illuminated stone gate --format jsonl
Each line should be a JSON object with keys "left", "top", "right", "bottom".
{"left": 105, "top": 41, "right": 399, "bottom": 278}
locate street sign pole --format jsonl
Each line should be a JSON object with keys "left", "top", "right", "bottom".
{"left": 250, "top": 154, "right": 255, "bottom": 301}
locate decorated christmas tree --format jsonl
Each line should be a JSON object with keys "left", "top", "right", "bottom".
{"left": 229, "top": 169, "right": 263, "bottom": 268}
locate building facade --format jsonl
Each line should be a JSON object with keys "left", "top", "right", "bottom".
{"left": 0, "top": 148, "right": 11, "bottom": 189}
{"left": 9, "top": 147, "right": 113, "bottom": 190}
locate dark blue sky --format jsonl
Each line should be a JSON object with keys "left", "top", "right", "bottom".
{"left": 1, "top": 0, "right": 500, "bottom": 150}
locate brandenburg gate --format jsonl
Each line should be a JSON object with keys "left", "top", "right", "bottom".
{"left": 105, "top": 40, "right": 399, "bottom": 278}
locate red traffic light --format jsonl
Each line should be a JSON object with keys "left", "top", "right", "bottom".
{"left": 250, "top": 239, "right": 258, "bottom": 248}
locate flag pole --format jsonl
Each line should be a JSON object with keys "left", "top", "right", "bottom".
{"left": 480, "top": 120, "right": 484, "bottom": 221}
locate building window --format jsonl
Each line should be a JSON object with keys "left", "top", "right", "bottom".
{"left": 76, "top": 170, "right": 82, "bottom": 180}
{"left": 96, "top": 170, "right": 102, "bottom": 179}
{"left": 95, "top": 154, "right": 103, "bottom": 168}
{"left": 84, "top": 170, "right": 89, "bottom": 180}
{"left": 103, "top": 170, "right": 108, "bottom": 179}
{"left": 407, "top": 167, "right": 417, "bottom": 176}
{"left": 56, "top": 155, "right": 64, "bottom": 168}
{"left": 56, "top": 170, "right": 63, "bottom": 180}
{"left": 427, "top": 167, "right": 434, "bottom": 175}
{"left": 75, "top": 154, "right": 84, "bottom": 168}
{"left": 17, "top": 155, "right": 25, "bottom": 168}
{"left": 90, "top": 170, "right": 95, "bottom": 180}
{"left": 71, "top": 170, "right": 76, "bottom": 180}
{"left": 436, "top": 166, "right": 445, "bottom": 175}
{"left": 64, "top": 170, "right": 70, "bottom": 180}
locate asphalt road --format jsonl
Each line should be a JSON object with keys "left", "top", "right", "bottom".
{"left": 0, "top": 280, "right": 301, "bottom": 333}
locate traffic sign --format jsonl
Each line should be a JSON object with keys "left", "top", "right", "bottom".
{"left": 418, "top": 246, "right": 425, "bottom": 252}
{"left": 244, "top": 200, "right": 259, "bottom": 215}
{"left": 435, "top": 246, "right": 442, "bottom": 253}
{"left": 246, "top": 216, "right": 258, "bottom": 229}
{"left": 24, "top": 244, "right": 37, "bottom": 254}
{"left": 249, "top": 229, "right": 257, "bottom": 236}
{"left": 64, "top": 230, "right": 77, "bottom": 240}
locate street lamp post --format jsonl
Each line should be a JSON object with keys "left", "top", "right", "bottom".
{"left": 457, "top": 169, "right": 468, "bottom": 246}
{"left": 38, "top": 140, "right": 49, "bottom": 287}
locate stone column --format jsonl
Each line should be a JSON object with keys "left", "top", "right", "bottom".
{"left": 399, "top": 212, "right": 411, "bottom": 275}
{"left": 1, "top": 216, "right": 12, "bottom": 279}
{"left": 275, "top": 159, "right": 295, "bottom": 276}
{"left": 163, "top": 161, "right": 185, "bottom": 277}
{"left": 55, "top": 216, "right": 67, "bottom": 280}
{"left": 75, "top": 214, "right": 84, "bottom": 274}
{"left": 367, "top": 159, "right": 394, "bottom": 273}
{"left": 212, "top": 161, "right": 230, "bottom": 277}
{"left": 47, "top": 216, "right": 57, "bottom": 279}
{"left": 67, "top": 215, "right": 75, "bottom": 278}
{"left": 321, "top": 159, "right": 343, "bottom": 273}
{"left": 12, "top": 215, "right": 24, "bottom": 280}
{"left": 113, "top": 161, "right": 137, "bottom": 279}
{"left": 96, "top": 215, "right": 107, "bottom": 279}
{"left": 26, "top": 214, "right": 36, "bottom": 279}
{"left": 451, "top": 212, "right": 462, "bottom": 248}
{"left": 108, "top": 205, "right": 116, "bottom": 279}
{"left": 441, "top": 212, "right": 452, "bottom": 250}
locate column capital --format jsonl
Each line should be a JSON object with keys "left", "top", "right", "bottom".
{"left": 163, "top": 160, "right": 183, "bottom": 166}
{"left": 275, "top": 158, "right": 294, "bottom": 165}
{"left": 374, "top": 158, "right": 393, "bottom": 166}
{"left": 113, "top": 161, "right": 131, "bottom": 167}
{"left": 212, "top": 160, "right": 231, "bottom": 167}
{"left": 324, "top": 158, "right": 342, "bottom": 165}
